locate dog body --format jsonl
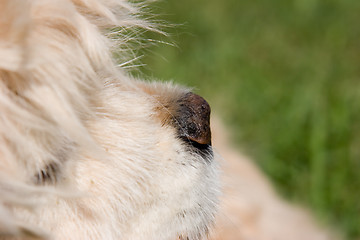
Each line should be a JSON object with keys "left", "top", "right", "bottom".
{"left": 0, "top": 0, "right": 219, "bottom": 239}
{"left": 210, "top": 119, "right": 338, "bottom": 240}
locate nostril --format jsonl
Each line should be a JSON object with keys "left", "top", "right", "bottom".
{"left": 175, "top": 92, "right": 212, "bottom": 146}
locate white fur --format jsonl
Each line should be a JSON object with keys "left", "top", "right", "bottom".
{"left": 0, "top": 0, "right": 219, "bottom": 239}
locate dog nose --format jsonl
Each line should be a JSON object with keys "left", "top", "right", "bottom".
{"left": 176, "top": 92, "right": 211, "bottom": 145}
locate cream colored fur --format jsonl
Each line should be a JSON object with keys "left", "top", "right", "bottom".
{"left": 0, "top": 0, "right": 219, "bottom": 239}
{"left": 0, "top": 0, "right": 340, "bottom": 240}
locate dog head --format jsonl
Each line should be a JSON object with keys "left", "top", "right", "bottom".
{"left": 0, "top": 0, "right": 219, "bottom": 239}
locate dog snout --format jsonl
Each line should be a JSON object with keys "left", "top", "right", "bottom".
{"left": 176, "top": 92, "right": 212, "bottom": 146}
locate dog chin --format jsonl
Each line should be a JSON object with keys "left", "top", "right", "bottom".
{"left": 141, "top": 142, "right": 219, "bottom": 240}
{"left": 173, "top": 149, "right": 219, "bottom": 240}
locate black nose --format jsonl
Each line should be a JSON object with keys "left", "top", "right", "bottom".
{"left": 175, "top": 92, "right": 211, "bottom": 146}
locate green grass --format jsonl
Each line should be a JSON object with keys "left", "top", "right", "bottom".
{"left": 139, "top": 0, "right": 360, "bottom": 239}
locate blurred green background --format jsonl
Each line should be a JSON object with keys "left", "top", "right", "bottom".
{"left": 140, "top": 0, "right": 360, "bottom": 239}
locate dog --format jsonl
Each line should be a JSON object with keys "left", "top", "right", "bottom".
{"left": 0, "top": 0, "right": 219, "bottom": 239}
{"left": 0, "top": 0, "right": 341, "bottom": 240}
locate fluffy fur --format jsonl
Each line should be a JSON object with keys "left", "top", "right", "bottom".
{"left": 0, "top": 0, "right": 219, "bottom": 239}
{"left": 0, "top": 1, "right": 341, "bottom": 240}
